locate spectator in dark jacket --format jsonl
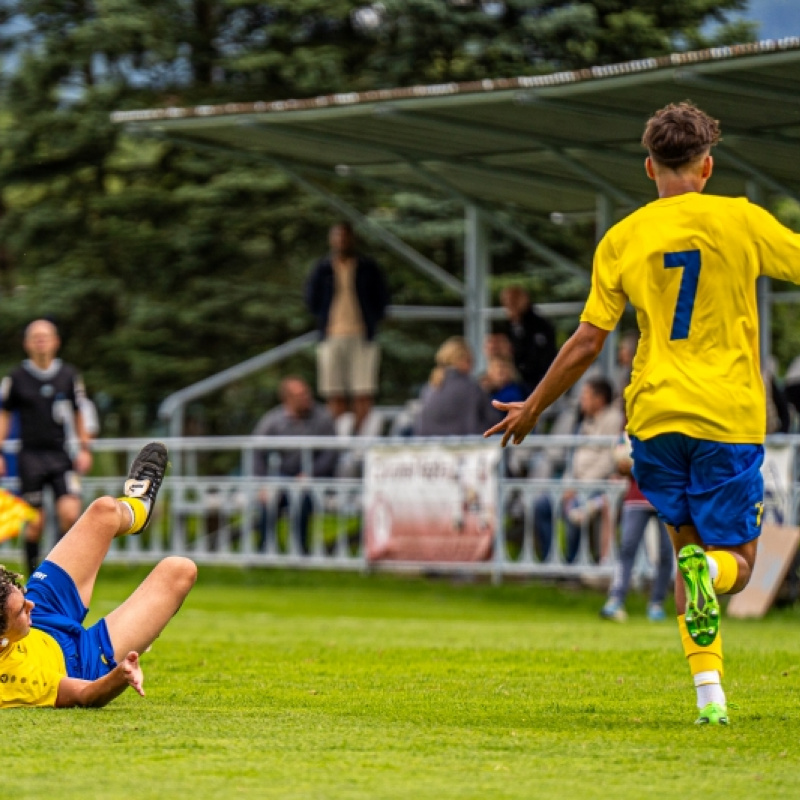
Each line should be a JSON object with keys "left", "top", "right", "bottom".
{"left": 414, "top": 337, "right": 495, "bottom": 436}
{"left": 500, "top": 285, "right": 557, "bottom": 392}
{"left": 305, "top": 222, "right": 390, "bottom": 433}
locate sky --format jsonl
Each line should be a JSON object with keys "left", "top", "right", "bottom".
{"left": 744, "top": 0, "right": 800, "bottom": 39}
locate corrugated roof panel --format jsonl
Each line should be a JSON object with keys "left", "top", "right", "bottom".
{"left": 114, "top": 38, "right": 800, "bottom": 214}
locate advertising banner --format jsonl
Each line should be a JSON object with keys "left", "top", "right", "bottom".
{"left": 364, "top": 445, "right": 500, "bottom": 562}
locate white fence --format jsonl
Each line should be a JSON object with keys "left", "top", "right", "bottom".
{"left": 1, "top": 435, "right": 797, "bottom": 582}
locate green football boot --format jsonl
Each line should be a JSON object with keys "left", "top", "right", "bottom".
{"left": 695, "top": 702, "right": 729, "bottom": 726}
{"left": 678, "top": 544, "right": 720, "bottom": 647}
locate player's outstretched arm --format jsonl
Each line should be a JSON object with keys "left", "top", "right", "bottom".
{"left": 484, "top": 322, "right": 609, "bottom": 447}
{"left": 55, "top": 651, "right": 144, "bottom": 708}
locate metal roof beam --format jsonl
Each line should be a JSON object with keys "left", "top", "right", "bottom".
{"left": 714, "top": 145, "right": 800, "bottom": 202}
{"left": 526, "top": 96, "right": 800, "bottom": 151}
{"left": 384, "top": 109, "right": 638, "bottom": 206}
{"left": 398, "top": 160, "right": 590, "bottom": 283}
{"left": 522, "top": 97, "right": 800, "bottom": 196}
{"left": 246, "top": 121, "right": 613, "bottom": 198}
{"left": 673, "top": 71, "right": 800, "bottom": 106}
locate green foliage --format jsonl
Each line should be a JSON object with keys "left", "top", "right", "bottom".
{"left": 8, "top": 567, "right": 800, "bottom": 799}
{"left": 0, "top": 1, "right": 758, "bottom": 434}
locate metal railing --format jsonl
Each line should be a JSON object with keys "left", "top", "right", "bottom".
{"left": 1, "top": 435, "right": 797, "bottom": 582}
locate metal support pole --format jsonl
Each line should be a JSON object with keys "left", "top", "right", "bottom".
{"left": 464, "top": 205, "right": 490, "bottom": 375}
{"left": 747, "top": 181, "right": 771, "bottom": 371}
{"left": 595, "top": 194, "right": 617, "bottom": 378}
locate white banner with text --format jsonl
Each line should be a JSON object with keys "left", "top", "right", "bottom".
{"left": 364, "top": 445, "right": 500, "bottom": 562}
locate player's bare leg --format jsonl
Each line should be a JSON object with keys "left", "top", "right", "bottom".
{"left": 45, "top": 496, "right": 140, "bottom": 608}
{"left": 104, "top": 557, "right": 197, "bottom": 660}
{"left": 42, "top": 442, "right": 169, "bottom": 609}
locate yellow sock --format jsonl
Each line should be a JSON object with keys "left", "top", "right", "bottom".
{"left": 678, "top": 614, "right": 724, "bottom": 677}
{"left": 707, "top": 550, "right": 739, "bottom": 594}
{"left": 118, "top": 497, "right": 149, "bottom": 535}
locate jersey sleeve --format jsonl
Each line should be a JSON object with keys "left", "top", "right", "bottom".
{"left": 747, "top": 203, "right": 800, "bottom": 283}
{"left": 580, "top": 231, "right": 627, "bottom": 331}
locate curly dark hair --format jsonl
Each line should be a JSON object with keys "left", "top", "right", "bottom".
{"left": 0, "top": 565, "right": 25, "bottom": 636}
{"left": 642, "top": 101, "right": 721, "bottom": 170}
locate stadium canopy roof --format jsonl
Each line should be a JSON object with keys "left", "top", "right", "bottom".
{"left": 114, "top": 38, "right": 800, "bottom": 217}
{"left": 114, "top": 37, "right": 800, "bottom": 431}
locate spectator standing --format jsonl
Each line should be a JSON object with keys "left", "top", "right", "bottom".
{"left": 500, "top": 285, "right": 557, "bottom": 391}
{"left": 414, "top": 337, "right": 495, "bottom": 437}
{"left": 252, "top": 377, "right": 338, "bottom": 554}
{"left": 0, "top": 320, "right": 94, "bottom": 577}
{"left": 305, "top": 222, "right": 390, "bottom": 433}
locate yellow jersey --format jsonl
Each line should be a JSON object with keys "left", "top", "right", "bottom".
{"left": 581, "top": 193, "right": 800, "bottom": 443}
{"left": 0, "top": 628, "right": 67, "bottom": 708}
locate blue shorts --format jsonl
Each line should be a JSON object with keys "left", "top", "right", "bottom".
{"left": 26, "top": 560, "right": 117, "bottom": 680}
{"left": 630, "top": 433, "right": 764, "bottom": 547}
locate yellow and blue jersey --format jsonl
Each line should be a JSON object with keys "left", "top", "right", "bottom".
{"left": 0, "top": 628, "right": 66, "bottom": 708}
{"left": 581, "top": 192, "right": 800, "bottom": 444}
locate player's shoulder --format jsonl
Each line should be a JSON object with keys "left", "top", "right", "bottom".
{"left": 611, "top": 193, "right": 752, "bottom": 233}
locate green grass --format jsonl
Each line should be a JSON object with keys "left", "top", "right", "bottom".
{"left": 8, "top": 566, "right": 800, "bottom": 799}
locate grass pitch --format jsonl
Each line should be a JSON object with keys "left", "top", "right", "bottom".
{"left": 8, "top": 566, "right": 800, "bottom": 799}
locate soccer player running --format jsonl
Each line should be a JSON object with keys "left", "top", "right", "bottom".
{"left": 0, "top": 442, "right": 196, "bottom": 708}
{"left": 485, "top": 102, "right": 800, "bottom": 726}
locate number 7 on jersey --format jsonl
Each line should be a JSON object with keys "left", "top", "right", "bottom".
{"left": 664, "top": 249, "right": 701, "bottom": 340}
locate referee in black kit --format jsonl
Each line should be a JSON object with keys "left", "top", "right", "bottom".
{"left": 0, "top": 319, "right": 94, "bottom": 576}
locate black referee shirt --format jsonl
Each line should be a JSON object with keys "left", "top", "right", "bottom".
{"left": 0, "top": 359, "right": 86, "bottom": 451}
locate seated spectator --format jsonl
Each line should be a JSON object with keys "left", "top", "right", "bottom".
{"left": 482, "top": 356, "right": 528, "bottom": 406}
{"left": 481, "top": 356, "right": 528, "bottom": 431}
{"left": 252, "top": 376, "right": 338, "bottom": 554}
{"left": 533, "top": 377, "right": 623, "bottom": 563}
{"left": 414, "top": 337, "right": 495, "bottom": 436}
